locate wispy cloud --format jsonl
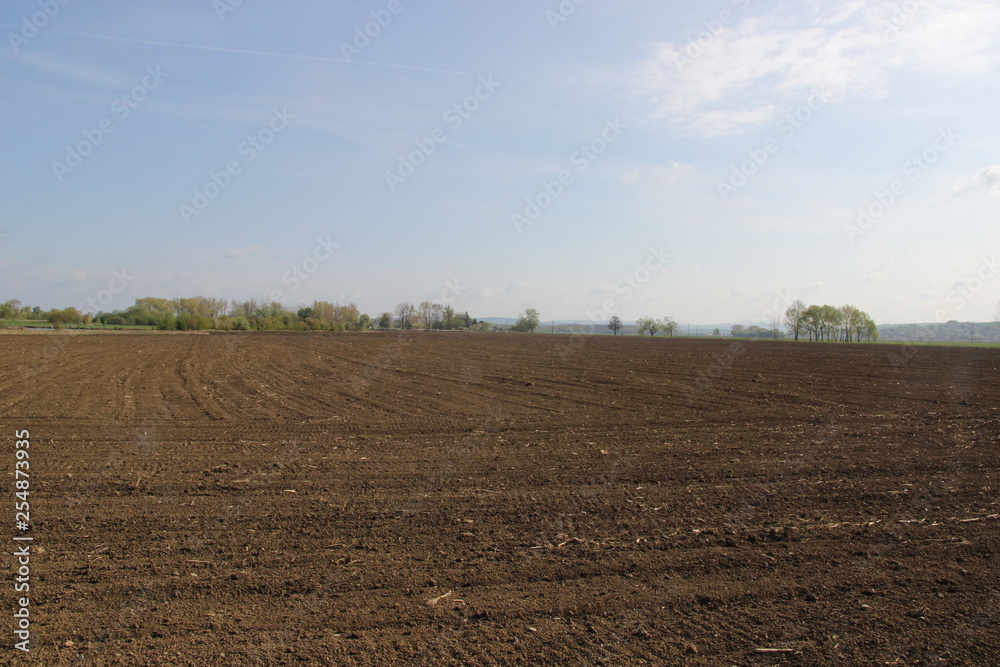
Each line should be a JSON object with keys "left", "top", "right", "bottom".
{"left": 226, "top": 246, "right": 264, "bottom": 259}
{"left": 56, "top": 30, "right": 465, "bottom": 75}
{"left": 863, "top": 258, "right": 893, "bottom": 283}
{"left": 947, "top": 164, "right": 1000, "bottom": 199}
{"left": 501, "top": 281, "right": 528, "bottom": 295}
{"left": 11, "top": 51, "right": 128, "bottom": 89}
{"left": 619, "top": 160, "right": 694, "bottom": 187}
{"left": 623, "top": 1, "right": 1000, "bottom": 137}
{"left": 805, "top": 281, "right": 827, "bottom": 293}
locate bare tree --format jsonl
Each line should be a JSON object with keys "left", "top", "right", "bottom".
{"left": 608, "top": 316, "right": 622, "bottom": 335}
{"left": 418, "top": 301, "right": 435, "bottom": 330}
{"left": 394, "top": 302, "right": 415, "bottom": 330}
{"left": 784, "top": 299, "right": 806, "bottom": 341}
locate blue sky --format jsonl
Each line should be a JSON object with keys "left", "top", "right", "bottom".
{"left": 1, "top": 0, "right": 998, "bottom": 325}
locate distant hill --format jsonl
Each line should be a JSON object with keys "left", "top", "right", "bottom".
{"left": 878, "top": 321, "right": 1000, "bottom": 343}
{"left": 478, "top": 318, "right": 739, "bottom": 336}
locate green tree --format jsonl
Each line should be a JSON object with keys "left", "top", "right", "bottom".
{"left": 800, "top": 306, "right": 821, "bottom": 341}
{"left": 0, "top": 299, "right": 22, "bottom": 319}
{"left": 441, "top": 305, "right": 456, "bottom": 329}
{"left": 661, "top": 316, "right": 677, "bottom": 337}
{"left": 819, "top": 305, "right": 842, "bottom": 342}
{"left": 47, "top": 307, "right": 84, "bottom": 326}
{"left": 377, "top": 312, "right": 392, "bottom": 330}
{"left": 839, "top": 305, "right": 862, "bottom": 342}
{"left": 608, "top": 316, "right": 622, "bottom": 335}
{"left": 513, "top": 308, "right": 540, "bottom": 333}
{"left": 637, "top": 317, "right": 659, "bottom": 337}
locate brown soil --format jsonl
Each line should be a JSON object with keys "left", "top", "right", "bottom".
{"left": 1, "top": 331, "right": 998, "bottom": 665}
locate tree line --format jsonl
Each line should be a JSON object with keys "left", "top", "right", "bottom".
{"left": 1, "top": 296, "right": 884, "bottom": 341}
{"left": 625, "top": 316, "right": 678, "bottom": 337}
{"left": 784, "top": 301, "right": 879, "bottom": 342}
{"left": 604, "top": 302, "right": 879, "bottom": 343}
{"left": 0, "top": 297, "right": 481, "bottom": 332}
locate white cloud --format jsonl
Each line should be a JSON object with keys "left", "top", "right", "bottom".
{"left": 14, "top": 52, "right": 128, "bottom": 89}
{"left": 619, "top": 168, "right": 642, "bottom": 186}
{"left": 226, "top": 246, "right": 264, "bottom": 259}
{"left": 623, "top": 1, "right": 1000, "bottom": 137}
{"left": 947, "top": 165, "right": 1000, "bottom": 199}
{"left": 863, "top": 272, "right": 883, "bottom": 284}
{"left": 501, "top": 281, "right": 527, "bottom": 295}
{"left": 619, "top": 160, "right": 694, "bottom": 187}
{"left": 863, "top": 258, "right": 893, "bottom": 283}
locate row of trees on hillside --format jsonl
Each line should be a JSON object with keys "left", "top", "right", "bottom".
{"left": 1, "top": 297, "right": 480, "bottom": 332}
{"left": 1, "top": 299, "right": 44, "bottom": 320}
{"left": 730, "top": 325, "right": 783, "bottom": 338}
{"left": 391, "top": 301, "right": 479, "bottom": 330}
{"left": 785, "top": 301, "right": 879, "bottom": 342}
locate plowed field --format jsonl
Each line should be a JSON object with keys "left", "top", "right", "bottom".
{"left": 2, "top": 331, "right": 998, "bottom": 665}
